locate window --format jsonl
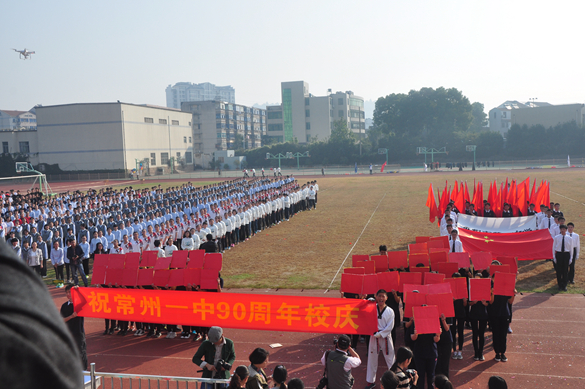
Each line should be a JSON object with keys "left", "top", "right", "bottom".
{"left": 305, "top": 122, "right": 311, "bottom": 130}
{"left": 19, "top": 142, "right": 30, "bottom": 153}
{"left": 159, "top": 119, "right": 167, "bottom": 124}
{"left": 150, "top": 153, "right": 156, "bottom": 165}
{"left": 183, "top": 136, "right": 187, "bottom": 143}
{"left": 185, "top": 151, "right": 193, "bottom": 164}
{"left": 349, "top": 98, "right": 364, "bottom": 108}
{"left": 268, "top": 124, "right": 283, "bottom": 132}
{"left": 171, "top": 120, "right": 179, "bottom": 126}
{"left": 305, "top": 97, "right": 310, "bottom": 106}
{"left": 176, "top": 152, "right": 181, "bottom": 158}
{"left": 339, "top": 110, "right": 344, "bottom": 118}
{"left": 330, "top": 110, "right": 334, "bottom": 117}
{"left": 502, "top": 112, "right": 507, "bottom": 118}
{"left": 189, "top": 137, "right": 192, "bottom": 143}
{"left": 268, "top": 111, "right": 282, "bottom": 119}
{"left": 305, "top": 109, "right": 310, "bottom": 117}
{"left": 161, "top": 152, "right": 169, "bottom": 165}
{"left": 306, "top": 135, "right": 311, "bottom": 142}
{"left": 2, "top": 142, "right": 8, "bottom": 154}
{"left": 338, "top": 98, "right": 343, "bottom": 105}
{"left": 144, "top": 117, "right": 153, "bottom": 123}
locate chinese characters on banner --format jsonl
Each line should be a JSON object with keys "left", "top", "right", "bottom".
{"left": 71, "top": 288, "right": 378, "bottom": 335}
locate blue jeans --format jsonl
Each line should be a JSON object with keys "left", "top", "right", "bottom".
{"left": 70, "top": 263, "right": 88, "bottom": 286}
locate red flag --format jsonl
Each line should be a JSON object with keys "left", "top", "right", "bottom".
{"left": 544, "top": 181, "right": 550, "bottom": 207}
{"left": 487, "top": 181, "right": 495, "bottom": 209}
{"left": 381, "top": 162, "right": 387, "bottom": 173}
{"left": 476, "top": 182, "right": 484, "bottom": 216}
{"left": 534, "top": 180, "right": 546, "bottom": 211}
{"left": 529, "top": 178, "right": 537, "bottom": 207}
{"left": 464, "top": 181, "right": 470, "bottom": 205}
{"left": 452, "top": 180, "right": 459, "bottom": 203}
{"left": 518, "top": 178, "right": 529, "bottom": 216}
{"left": 455, "top": 184, "right": 465, "bottom": 216}
{"left": 508, "top": 180, "right": 518, "bottom": 216}
{"left": 494, "top": 183, "right": 503, "bottom": 217}
{"left": 458, "top": 228, "right": 554, "bottom": 260}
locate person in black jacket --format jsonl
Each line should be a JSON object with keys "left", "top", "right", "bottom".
{"left": 67, "top": 239, "right": 88, "bottom": 287}
{"left": 60, "top": 285, "right": 87, "bottom": 370}
{"left": 192, "top": 326, "right": 235, "bottom": 388}
{"left": 483, "top": 203, "right": 496, "bottom": 218}
{"left": 200, "top": 234, "right": 219, "bottom": 253}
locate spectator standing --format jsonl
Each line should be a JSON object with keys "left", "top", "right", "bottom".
{"left": 192, "top": 326, "right": 235, "bottom": 389}
{"left": 60, "top": 285, "right": 88, "bottom": 370}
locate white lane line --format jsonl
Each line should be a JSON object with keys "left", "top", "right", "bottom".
{"left": 452, "top": 369, "right": 585, "bottom": 380}
{"left": 325, "top": 192, "right": 387, "bottom": 292}
{"left": 551, "top": 191, "right": 585, "bottom": 206}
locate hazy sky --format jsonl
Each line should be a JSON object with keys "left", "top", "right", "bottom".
{"left": 3, "top": 1, "right": 584, "bottom": 118}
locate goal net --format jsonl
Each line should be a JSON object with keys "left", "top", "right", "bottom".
{"left": 0, "top": 174, "right": 53, "bottom": 195}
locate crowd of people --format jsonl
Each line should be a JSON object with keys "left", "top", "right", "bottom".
{"left": 1, "top": 176, "right": 319, "bottom": 287}
{"left": 440, "top": 199, "right": 580, "bottom": 291}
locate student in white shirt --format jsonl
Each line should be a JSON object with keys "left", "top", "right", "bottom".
{"left": 51, "top": 241, "right": 65, "bottom": 281}
{"left": 181, "top": 231, "right": 196, "bottom": 250}
{"left": 164, "top": 236, "right": 178, "bottom": 257}
{"left": 538, "top": 210, "right": 555, "bottom": 235}
{"left": 154, "top": 239, "right": 165, "bottom": 258}
{"left": 449, "top": 230, "right": 463, "bottom": 253}
{"left": 552, "top": 224, "right": 573, "bottom": 291}
{"left": 567, "top": 222, "right": 580, "bottom": 284}
{"left": 79, "top": 235, "right": 91, "bottom": 275}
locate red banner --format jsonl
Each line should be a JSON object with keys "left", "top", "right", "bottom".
{"left": 71, "top": 288, "right": 378, "bottom": 335}
{"left": 458, "top": 228, "right": 553, "bottom": 260}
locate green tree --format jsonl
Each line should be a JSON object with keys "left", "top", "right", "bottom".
{"left": 470, "top": 102, "right": 488, "bottom": 132}
{"left": 234, "top": 134, "right": 244, "bottom": 150}
{"left": 329, "top": 119, "right": 354, "bottom": 142}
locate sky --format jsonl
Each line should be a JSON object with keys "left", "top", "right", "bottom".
{"left": 2, "top": 1, "right": 584, "bottom": 119}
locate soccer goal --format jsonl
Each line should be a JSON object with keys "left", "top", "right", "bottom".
{"left": 0, "top": 162, "right": 54, "bottom": 195}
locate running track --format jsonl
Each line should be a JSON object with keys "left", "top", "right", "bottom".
{"left": 49, "top": 288, "right": 585, "bottom": 388}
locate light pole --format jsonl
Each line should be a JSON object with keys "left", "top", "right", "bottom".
{"left": 466, "top": 145, "right": 477, "bottom": 170}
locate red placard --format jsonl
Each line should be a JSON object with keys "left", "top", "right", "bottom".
{"left": 153, "top": 269, "right": 170, "bottom": 287}
{"left": 471, "top": 252, "right": 492, "bottom": 270}
{"left": 362, "top": 274, "right": 379, "bottom": 295}
{"left": 200, "top": 269, "right": 219, "bottom": 290}
{"left": 426, "top": 293, "right": 455, "bottom": 318}
{"left": 399, "top": 272, "right": 422, "bottom": 293}
{"left": 415, "top": 236, "right": 431, "bottom": 243}
{"left": 424, "top": 272, "right": 445, "bottom": 285}
{"left": 355, "top": 260, "right": 375, "bottom": 274}
{"left": 122, "top": 268, "right": 138, "bottom": 287}
{"left": 108, "top": 255, "right": 125, "bottom": 269}
{"left": 430, "top": 251, "right": 448, "bottom": 269}
{"left": 377, "top": 271, "right": 400, "bottom": 292}
{"left": 388, "top": 251, "right": 409, "bottom": 269}
{"left": 371, "top": 255, "right": 388, "bottom": 272}
{"left": 404, "top": 291, "right": 427, "bottom": 318}
{"left": 344, "top": 267, "right": 366, "bottom": 274}
{"left": 154, "top": 257, "right": 172, "bottom": 270}
{"left": 490, "top": 264, "right": 511, "bottom": 276}
{"left": 430, "top": 235, "right": 450, "bottom": 249}
{"left": 170, "top": 251, "right": 188, "bottom": 269}
{"left": 469, "top": 278, "right": 491, "bottom": 301}
{"left": 409, "top": 253, "right": 430, "bottom": 267}
{"left": 204, "top": 253, "right": 223, "bottom": 271}
{"left": 496, "top": 256, "right": 518, "bottom": 274}
{"left": 188, "top": 250, "right": 206, "bottom": 268}
{"left": 427, "top": 282, "right": 452, "bottom": 295}
{"left": 141, "top": 251, "right": 158, "bottom": 267}
{"left": 409, "top": 266, "right": 430, "bottom": 274}
{"left": 352, "top": 254, "right": 369, "bottom": 267}
{"left": 493, "top": 272, "right": 516, "bottom": 296}
{"left": 449, "top": 252, "right": 470, "bottom": 269}
{"left": 91, "top": 266, "right": 106, "bottom": 285}
{"left": 125, "top": 253, "right": 140, "bottom": 269}
{"left": 184, "top": 268, "right": 201, "bottom": 287}
{"left": 105, "top": 268, "right": 123, "bottom": 286}
{"left": 168, "top": 269, "right": 185, "bottom": 287}
{"left": 437, "top": 262, "right": 459, "bottom": 277}
{"left": 72, "top": 288, "right": 378, "bottom": 335}
{"left": 409, "top": 243, "right": 428, "bottom": 254}
{"left": 413, "top": 305, "right": 441, "bottom": 334}
{"left": 341, "top": 273, "right": 364, "bottom": 294}
{"left": 93, "top": 254, "right": 110, "bottom": 268}
{"left": 427, "top": 240, "right": 446, "bottom": 251}
{"left": 404, "top": 284, "right": 429, "bottom": 298}
{"left": 137, "top": 269, "right": 154, "bottom": 286}
{"left": 446, "top": 277, "right": 468, "bottom": 300}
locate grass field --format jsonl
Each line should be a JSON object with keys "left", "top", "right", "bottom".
{"left": 42, "top": 169, "right": 585, "bottom": 294}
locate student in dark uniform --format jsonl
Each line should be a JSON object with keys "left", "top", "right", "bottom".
{"left": 465, "top": 204, "right": 478, "bottom": 216}
{"left": 483, "top": 203, "right": 495, "bottom": 218}
{"left": 501, "top": 203, "right": 513, "bottom": 218}
{"left": 410, "top": 319, "right": 440, "bottom": 389}
{"left": 435, "top": 313, "right": 452, "bottom": 378}
{"left": 527, "top": 203, "right": 536, "bottom": 216}
{"left": 489, "top": 285, "right": 515, "bottom": 362}
{"left": 469, "top": 272, "right": 489, "bottom": 360}
{"left": 60, "top": 285, "right": 88, "bottom": 370}
{"left": 450, "top": 273, "right": 467, "bottom": 360}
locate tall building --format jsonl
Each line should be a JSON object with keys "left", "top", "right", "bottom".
{"left": 166, "top": 82, "right": 235, "bottom": 109}
{"left": 488, "top": 100, "right": 551, "bottom": 135}
{"left": 265, "top": 81, "right": 365, "bottom": 144}
{"left": 181, "top": 101, "right": 265, "bottom": 167}
{"left": 0, "top": 102, "right": 193, "bottom": 172}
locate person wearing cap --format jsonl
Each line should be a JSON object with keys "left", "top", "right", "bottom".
{"left": 365, "top": 289, "right": 395, "bottom": 389}
{"left": 321, "top": 334, "right": 360, "bottom": 389}
{"left": 192, "top": 326, "right": 235, "bottom": 388}
{"left": 553, "top": 224, "right": 573, "bottom": 291}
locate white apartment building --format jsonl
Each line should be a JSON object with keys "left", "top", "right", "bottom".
{"left": 166, "top": 82, "right": 235, "bottom": 109}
